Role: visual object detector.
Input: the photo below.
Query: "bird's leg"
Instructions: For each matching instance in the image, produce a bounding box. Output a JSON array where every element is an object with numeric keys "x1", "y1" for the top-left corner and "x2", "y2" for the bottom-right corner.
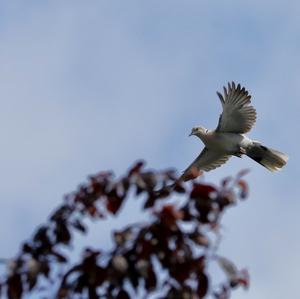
[
  {"x1": 239, "y1": 147, "x2": 247, "y2": 154},
  {"x1": 234, "y1": 147, "x2": 246, "y2": 158}
]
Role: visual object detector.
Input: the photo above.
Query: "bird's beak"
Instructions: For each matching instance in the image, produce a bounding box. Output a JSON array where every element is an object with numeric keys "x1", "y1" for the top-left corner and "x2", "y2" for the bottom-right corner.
[{"x1": 189, "y1": 131, "x2": 194, "y2": 137}]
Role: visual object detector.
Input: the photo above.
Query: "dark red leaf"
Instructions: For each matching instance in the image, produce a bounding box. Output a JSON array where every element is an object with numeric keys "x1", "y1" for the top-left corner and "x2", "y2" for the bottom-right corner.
[
  {"x1": 198, "y1": 272, "x2": 209, "y2": 298},
  {"x1": 143, "y1": 195, "x2": 155, "y2": 209},
  {"x1": 136, "y1": 240, "x2": 153, "y2": 258},
  {"x1": 116, "y1": 289, "x2": 130, "y2": 299},
  {"x1": 87, "y1": 205, "x2": 98, "y2": 217},
  {"x1": 158, "y1": 205, "x2": 183, "y2": 228},
  {"x1": 7, "y1": 274, "x2": 23, "y2": 299},
  {"x1": 88, "y1": 286, "x2": 98, "y2": 299},
  {"x1": 129, "y1": 273, "x2": 139, "y2": 289},
  {"x1": 22, "y1": 243, "x2": 32, "y2": 254},
  {"x1": 170, "y1": 261, "x2": 191, "y2": 282},
  {"x1": 74, "y1": 274, "x2": 87, "y2": 293},
  {"x1": 27, "y1": 273, "x2": 37, "y2": 290},
  {"x1": 54, "y1": 222, "x2": 71, "y2": 244},
  {"x1": 106, "y1": 196, "x2": 124, "y2": 215},
  {"x1": 121, "y1": 177, "x2": 130, "y2": 192},
  {"x1": 145, "y1": 264, "x2": 157, "y2": 290},
  {"x1": 89, "y1": 176, "x2": 104, "y2": 194},
  {"x1": 33, "y1": 226, "x2": 50, "y2": 245},
  {"x1": 92, "y1": 266, "x2": 107, "y2": 286},
  {"x1": 194, "y1": 199, "x2": 213, "y2": 223},
  {"x1": 0, "y1": 162, "x2": 250, "y2": 298},
  {"x1": 40, "y1": 261, "x2": 50, "y2": 277},
  {"x1": 190, "y1": 183, "x2": 216, "y2": 199},
  {"x1": 195, "y1": 256, "x2": 206, "y2": 273}
]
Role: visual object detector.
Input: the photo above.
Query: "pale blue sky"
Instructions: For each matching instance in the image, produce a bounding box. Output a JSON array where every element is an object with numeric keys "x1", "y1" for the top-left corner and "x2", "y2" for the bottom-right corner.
[{"x1": 0, "y1": 1, "x2": 299, "y2": 298}]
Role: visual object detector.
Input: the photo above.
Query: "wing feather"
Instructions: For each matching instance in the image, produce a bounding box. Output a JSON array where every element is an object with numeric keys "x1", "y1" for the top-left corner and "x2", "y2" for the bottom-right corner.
[
  {"x1": 181, "y1": 148, "x2": 231, "y2": 181},
  {"x1": 216, "y1": 82, "x2": 256, "y2": 133}
]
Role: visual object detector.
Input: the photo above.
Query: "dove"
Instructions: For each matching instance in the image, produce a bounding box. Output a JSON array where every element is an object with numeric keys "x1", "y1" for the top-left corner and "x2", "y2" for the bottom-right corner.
[{"x1": 182, "y1": 82, "x2": 288, "y2": 181}]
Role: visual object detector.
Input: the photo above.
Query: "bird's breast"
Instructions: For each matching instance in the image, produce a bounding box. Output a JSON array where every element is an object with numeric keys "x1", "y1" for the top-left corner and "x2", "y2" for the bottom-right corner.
[{"x1": 203, "y1": 132, "x2": 246, "y2": 153}]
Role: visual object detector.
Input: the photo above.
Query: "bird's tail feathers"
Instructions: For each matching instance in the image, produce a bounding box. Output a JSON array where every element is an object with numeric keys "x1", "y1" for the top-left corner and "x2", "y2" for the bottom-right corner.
[{"x1": 246, "y1": 142, "x2": 288, "y2": 172}]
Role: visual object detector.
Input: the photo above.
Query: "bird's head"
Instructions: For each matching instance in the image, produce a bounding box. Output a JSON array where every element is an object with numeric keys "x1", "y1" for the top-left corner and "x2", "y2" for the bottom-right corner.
[{"x1": 189, "y1": 126, "x2": 208, "y2": 137}]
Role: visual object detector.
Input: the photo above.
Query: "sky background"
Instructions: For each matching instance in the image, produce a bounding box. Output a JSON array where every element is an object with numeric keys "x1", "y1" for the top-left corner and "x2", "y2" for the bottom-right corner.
[{"x1": 0, "y1": 1, "x2": 299, "y2": 298}]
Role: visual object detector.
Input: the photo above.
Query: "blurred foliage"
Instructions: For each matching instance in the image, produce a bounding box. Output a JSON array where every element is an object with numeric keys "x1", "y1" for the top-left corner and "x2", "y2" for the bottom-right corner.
[{"x1": 0, "y1": 162, "x2": 249, "y2": 299}]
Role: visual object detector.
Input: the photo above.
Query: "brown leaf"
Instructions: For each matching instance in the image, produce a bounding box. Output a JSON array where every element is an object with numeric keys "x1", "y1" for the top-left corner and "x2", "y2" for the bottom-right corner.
[
  {"x1": 73, "y1": 219, "x2": 87, "y2": 233},
  {"x1": 192, "y1": 233, "x2": 210, "y2": 247},
  {"x1": 173, "y1": 182, "x2": 185, "y2": 193},
  {"x1": 111, "y1": 255, "x2": 128, "y2": 273},
  {"x1": 237, "y1": 169, "x2": 250, "y2": 178},
  {"x1": 51, "y1": 250, "x2": 68, "y2": 263},
  {"x1": 140, "y1": 172, "x2": 157, "y2": 189},
  {"x1": 238, "y1": 269, "x2": 250, "y2": 289},
  {"x1": 113, "y1": 228, "x2": 133, "y2": 246},
  {"x1": 128, "y1": 161, "x2": 145, "y2": 177},
  {"x1": 221, "y1": 176, "x2": 232, "y2": 187},
  {"x1": 57, "y1": 287, "x2": 69, "y2": 298},
  {"x1": 218, "y1": 257, "x2": 238, "y2": 280},
  {"x1": 237, "y1": 180, "x2": 248, "y2": 199}
]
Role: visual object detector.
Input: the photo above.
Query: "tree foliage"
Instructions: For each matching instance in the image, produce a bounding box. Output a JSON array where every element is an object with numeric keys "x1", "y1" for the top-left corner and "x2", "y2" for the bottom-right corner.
[{"x1": 0, "y1": 162, "x2": 250, "y2": 299}]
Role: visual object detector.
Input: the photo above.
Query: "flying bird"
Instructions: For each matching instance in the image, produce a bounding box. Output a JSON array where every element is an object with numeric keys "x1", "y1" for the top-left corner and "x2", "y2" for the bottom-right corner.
[{"x1": 182, "y1": 82, "x2": 288, "y2": 181}]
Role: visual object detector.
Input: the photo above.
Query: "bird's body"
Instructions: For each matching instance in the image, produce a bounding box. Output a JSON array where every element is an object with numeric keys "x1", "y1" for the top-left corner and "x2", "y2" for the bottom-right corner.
[
  {"x1": 182, "y1": 82, "x2": 288, "y2": 180},
  {"x1": 195, "y1": 130, "x2": 251, "y2": 154}
]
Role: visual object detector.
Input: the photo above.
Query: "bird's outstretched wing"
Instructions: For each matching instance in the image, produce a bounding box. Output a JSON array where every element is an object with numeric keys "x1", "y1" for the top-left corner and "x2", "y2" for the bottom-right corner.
[
  {"x1": 216, "y1": 82, "x2": 256, "y2": 133},
  {"x1": 181, "y1": 148, "x2": 231, "y2": 181}
]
